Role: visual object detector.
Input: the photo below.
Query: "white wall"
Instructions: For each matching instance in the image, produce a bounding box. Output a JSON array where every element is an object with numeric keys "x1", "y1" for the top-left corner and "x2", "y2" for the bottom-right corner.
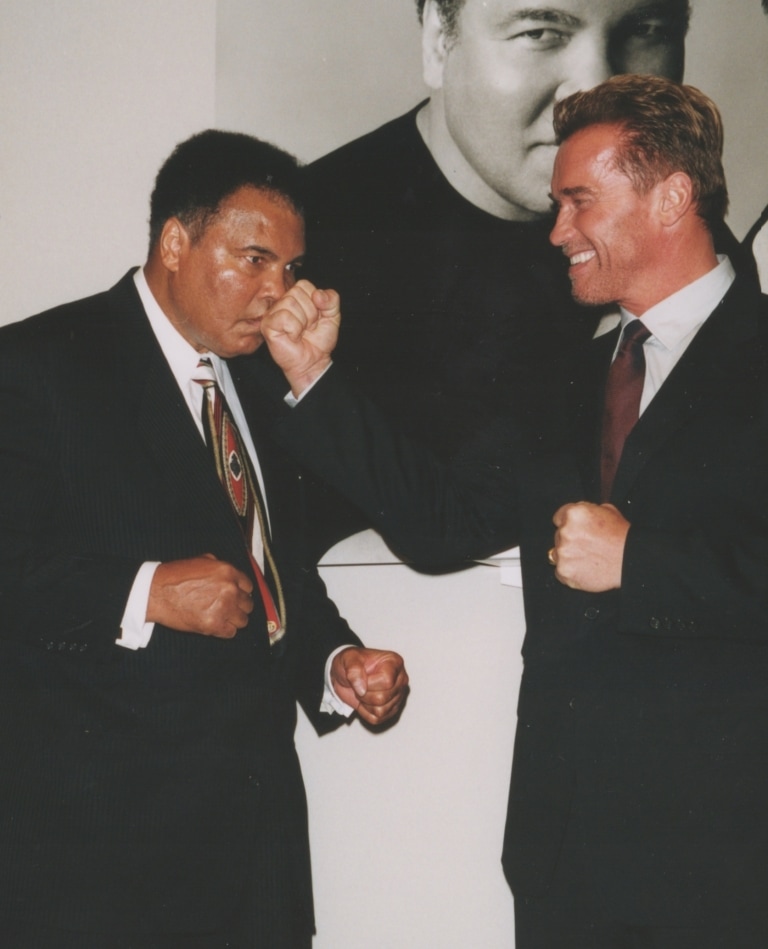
[
  {"x1": 0, "y1": 0, "x2": 217, "y2": 323},
  {"x1": 215, "y1": 0, "x2": 423, "y2": 163},
  {"x1": 685, "y1": 0, "x2": 768, "y2": 235},
  {"x1": 307, "y1": 544, "x2": 523, "y2": 949}
]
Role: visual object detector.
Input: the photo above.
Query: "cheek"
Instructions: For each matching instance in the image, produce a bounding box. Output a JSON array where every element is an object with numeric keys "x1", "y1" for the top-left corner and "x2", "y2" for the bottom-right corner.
[
  {"x1": 445, "y1": 69, "x2": 532, "y2": 151},
  {"x1": 209, "y1": 272, "x2": 258, "y2": 311},
  {"x1": 445, "y1": 44, "x2": 527, "y2": 108},
  {"x1": 210, "y1": 266, "x2": 243, "y2": 294}
]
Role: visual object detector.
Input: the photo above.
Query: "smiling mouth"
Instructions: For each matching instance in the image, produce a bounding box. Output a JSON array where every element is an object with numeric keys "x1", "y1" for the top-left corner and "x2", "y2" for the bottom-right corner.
[{"x1": 568, "y1": 250, "x2": 596, "y2": 266}]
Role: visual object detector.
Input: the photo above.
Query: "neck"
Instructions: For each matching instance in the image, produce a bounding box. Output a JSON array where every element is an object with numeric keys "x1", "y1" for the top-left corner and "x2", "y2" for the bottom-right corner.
[{"x1": 624, "y1": 228, "x2": 719, "y2": 316}]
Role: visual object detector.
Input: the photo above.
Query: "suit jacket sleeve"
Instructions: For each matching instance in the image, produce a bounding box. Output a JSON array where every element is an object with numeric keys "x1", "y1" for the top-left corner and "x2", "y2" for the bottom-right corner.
[
  {"x1": 255, "y1": 356, "x2": 522, "y2": 564},
  {"x1": 0, "y1": 322, "x2": 141, "y2": 651},
  {"x1": 291, "y1": 563, "x2": 361, "y2": 732}
]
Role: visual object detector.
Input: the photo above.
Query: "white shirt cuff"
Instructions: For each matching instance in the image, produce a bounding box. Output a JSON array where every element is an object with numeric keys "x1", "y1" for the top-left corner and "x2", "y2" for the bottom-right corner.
[
  {"x1": 320, "y1": 644, "x2": 356, "y2": 716},
  {"x1": 117, "y1": 561, "x2": 160, "y2": 649},
  {"x1": 284, "y1": 362, "x2": 333, "y2": 407}
]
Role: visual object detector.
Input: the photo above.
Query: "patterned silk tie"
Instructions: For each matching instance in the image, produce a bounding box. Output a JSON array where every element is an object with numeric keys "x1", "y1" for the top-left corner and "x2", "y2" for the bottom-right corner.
[
  {"x1": 194, "y1": 358, "x2": 286, "y2": 644},
  {"x1": 600, "y1": 320, "x2": 651, "y2": 501}
]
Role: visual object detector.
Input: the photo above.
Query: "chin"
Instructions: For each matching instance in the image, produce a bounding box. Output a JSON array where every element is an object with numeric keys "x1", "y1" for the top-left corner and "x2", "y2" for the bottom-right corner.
[{"x1": 570, "y1": 284, "x2": 602, "y2": 307}]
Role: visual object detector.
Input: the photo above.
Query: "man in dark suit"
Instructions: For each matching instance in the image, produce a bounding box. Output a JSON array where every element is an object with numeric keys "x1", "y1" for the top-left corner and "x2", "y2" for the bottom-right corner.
[
  {"x1": 0, "y1": 130, "x2": 408, "y2": 948},
  {"x1": 741, "y1": 0, "x2": 768, "y2": 290},
  {"x1": 256, "y1": 75, "x2": 768, "y2": 946}
]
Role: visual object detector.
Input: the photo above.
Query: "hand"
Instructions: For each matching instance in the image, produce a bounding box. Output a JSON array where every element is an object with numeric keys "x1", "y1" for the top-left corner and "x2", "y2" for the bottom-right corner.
[
  {"x1": 261, "y1": 279, "x2": 341, "y2": 396},
  {"x1": 331, "y1": 647, "x2": 409, "y2": 726},
  {"x1": 551, "y1": 502, "x2": 629, "y2": 592},
  {"x1": 147, "y1": 554, "x2": 254, "y2": 638}
]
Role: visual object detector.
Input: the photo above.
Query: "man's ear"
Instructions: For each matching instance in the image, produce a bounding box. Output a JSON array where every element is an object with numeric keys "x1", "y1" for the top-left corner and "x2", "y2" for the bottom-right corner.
[
  {"x1": 158, "y1": 217, "x2": 189, "y2": 273},
  {"x1": 658, "y1": 172, "x2": 694, "y2": 226},
  {"x1": 421, "y1": 0, "x2": 451, "y2": 90}
]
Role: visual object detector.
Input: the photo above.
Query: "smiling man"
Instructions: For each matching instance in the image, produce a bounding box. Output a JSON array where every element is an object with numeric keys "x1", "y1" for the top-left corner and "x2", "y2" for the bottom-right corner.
[
  {"x1": 0, "y1": 129, "x2": 408, "y2": 949},
  {"x1": 252, "y1": 75, "x2": 768, "y2": 946},
  {"x1": 301, "y1": 1, "x2": 690, "y2": 547}
]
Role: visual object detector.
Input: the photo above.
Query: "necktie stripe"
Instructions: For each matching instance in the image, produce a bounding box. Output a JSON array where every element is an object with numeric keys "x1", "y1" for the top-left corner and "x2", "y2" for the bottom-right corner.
[{"x1": 194, "y1": 358, "x2": 286, "y2": 644}]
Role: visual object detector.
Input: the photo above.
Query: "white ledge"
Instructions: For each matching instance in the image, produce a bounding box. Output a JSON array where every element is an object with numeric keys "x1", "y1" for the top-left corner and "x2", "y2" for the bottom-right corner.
[{"x1": 318, "y1": 529, "x2": 522, "y2": 586}]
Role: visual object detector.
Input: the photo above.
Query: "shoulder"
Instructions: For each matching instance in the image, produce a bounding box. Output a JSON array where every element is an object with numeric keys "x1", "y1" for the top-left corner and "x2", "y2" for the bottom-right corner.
[
  {"x1": 0, "y1": 270, "x2": 143, "y2": 373},
  {"x1": 302, "y1": 104, "x2": 435, "y2": 223},
  {"x1": 2, "y1": 270, "x2": 138, "y2": 338},
  {"x1": 305, "y1": 104, "x2": 426, "y2": 181}
]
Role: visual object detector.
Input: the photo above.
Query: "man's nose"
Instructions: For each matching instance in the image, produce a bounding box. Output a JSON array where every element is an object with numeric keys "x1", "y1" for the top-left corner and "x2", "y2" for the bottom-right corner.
[
  {"x1": 259, "y1": 266, "x2": 289, "y2": 302},
  {"x1": 555, "y1": 31, "x2": 614, "y2": 101},
  {"x1": 549, "y1": 208, "x2": 573, "y2": 248}
]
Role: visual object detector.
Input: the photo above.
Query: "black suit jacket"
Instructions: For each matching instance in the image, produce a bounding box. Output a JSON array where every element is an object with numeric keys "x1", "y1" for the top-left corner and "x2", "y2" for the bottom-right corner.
[
  {"x1": 0, "y1": 271, "x2": 360, "y2": 940},
  {"x1": 257, "y1": 276, "x2": 768, "y2": 930}
]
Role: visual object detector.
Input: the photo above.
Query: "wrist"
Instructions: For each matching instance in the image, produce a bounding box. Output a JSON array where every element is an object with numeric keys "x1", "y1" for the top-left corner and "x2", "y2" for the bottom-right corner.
[{"x1": 286, "y1": 358, "x2": 332, "y2": 399}]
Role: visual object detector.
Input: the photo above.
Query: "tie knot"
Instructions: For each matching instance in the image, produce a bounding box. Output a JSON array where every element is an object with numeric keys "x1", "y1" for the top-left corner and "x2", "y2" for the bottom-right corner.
[
  {"x1": 193, "y1": 356, "x2": 217, "y2": 389},
  {"x1": 619, "y1": 319, "x2": 651, "y2": 351}
]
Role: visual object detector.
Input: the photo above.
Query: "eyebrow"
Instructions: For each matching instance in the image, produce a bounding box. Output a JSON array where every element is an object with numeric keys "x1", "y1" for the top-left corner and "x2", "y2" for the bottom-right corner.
[
  {"x1": 554, "y1": 186, "x2": 596, "y2": 201},
  {"x1": 497, "y1": 8, "x2": 582, "y2": 30},
  {"x1": 618, "y1": 1, "x2": 691, "y2": 29},
  {"x1": 242, "y1": 244, "x2": 278, "y2": 258},
  {"x1": 242, "y1": 244, "x2": 306, "y2": 264},
  {"x1": 496, "y1": 1, "x2": 690, "y2": 32}
]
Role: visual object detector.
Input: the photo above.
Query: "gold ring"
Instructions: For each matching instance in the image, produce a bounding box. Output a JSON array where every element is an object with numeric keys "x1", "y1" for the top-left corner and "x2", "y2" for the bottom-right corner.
[{"x1": 547, "y1": 548, "x2": 557, "y2": 566}]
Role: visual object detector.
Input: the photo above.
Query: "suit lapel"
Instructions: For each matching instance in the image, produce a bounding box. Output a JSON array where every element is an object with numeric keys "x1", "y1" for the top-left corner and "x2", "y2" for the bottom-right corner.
[
  {"x1": 137, "y1": 354, "x2": 236, "y2": 531},
  {"x1": 573, "y1": 326, "x2": 618, "y2": 501},
  {"x1": 108, "y1": 275, "x2": 270, "y2": 595},
  {"x1": 610, "y1": 277, "x2": 762, "y2": 502}
]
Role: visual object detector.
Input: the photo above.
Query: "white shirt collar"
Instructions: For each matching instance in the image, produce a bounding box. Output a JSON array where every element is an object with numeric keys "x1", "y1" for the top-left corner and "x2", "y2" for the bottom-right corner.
[
  {"x1": 133, "y1": 267, "x2": 227, "y2": 386},
  {"x1": 134, "y1": 267, "x2": 205, "y2": 371},
  {"x1": 620, "y1": 255, "x2": 736, "y2": 350}
]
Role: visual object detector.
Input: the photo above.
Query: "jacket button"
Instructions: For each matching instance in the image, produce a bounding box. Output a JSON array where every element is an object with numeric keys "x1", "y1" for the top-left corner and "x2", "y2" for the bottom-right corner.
[{"x1": 584, "y1": 607, "x2": 600, "y2": 620}]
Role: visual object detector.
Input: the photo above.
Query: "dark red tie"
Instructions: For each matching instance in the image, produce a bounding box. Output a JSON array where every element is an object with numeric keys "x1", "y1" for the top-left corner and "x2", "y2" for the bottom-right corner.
[
  {"x1": 600, "y1": 320, "x2": 651, "y2": 501},
  {"x1": 194, "y1": 358, "x2": 286, "y2": 644}
]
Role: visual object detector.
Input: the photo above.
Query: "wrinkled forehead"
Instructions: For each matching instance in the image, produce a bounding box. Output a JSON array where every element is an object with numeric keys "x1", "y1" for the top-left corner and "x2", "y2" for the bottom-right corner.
[{"x1": 551, "y1": 124, "x2": 627, "y2": 190}]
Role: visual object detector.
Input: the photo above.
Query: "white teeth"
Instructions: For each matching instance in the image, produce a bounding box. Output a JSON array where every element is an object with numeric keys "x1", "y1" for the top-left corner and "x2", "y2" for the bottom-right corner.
[{"x1": 570, "y1": 250, "x2": 596, "y2": 266}]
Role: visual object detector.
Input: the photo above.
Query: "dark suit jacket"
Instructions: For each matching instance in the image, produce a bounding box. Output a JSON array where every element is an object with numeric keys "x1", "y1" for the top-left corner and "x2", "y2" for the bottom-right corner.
[
  {"x1": 0, "y1": 271, "x2": 360, "y2": 940},
  {"x1": 257, "y1": 275, "x2": 768, "y2": 930}
]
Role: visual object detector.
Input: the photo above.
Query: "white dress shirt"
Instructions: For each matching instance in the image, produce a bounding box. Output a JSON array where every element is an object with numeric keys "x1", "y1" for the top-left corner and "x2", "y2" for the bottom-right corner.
[{"x1": 615, "y1": 255, "x2": 736, "y2": 414}]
